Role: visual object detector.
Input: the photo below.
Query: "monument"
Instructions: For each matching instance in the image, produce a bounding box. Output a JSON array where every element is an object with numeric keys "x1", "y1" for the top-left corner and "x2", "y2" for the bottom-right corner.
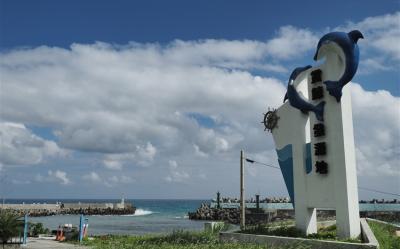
[{"x1": 263, "y1": 30, "x2": 364, "y2": 238}]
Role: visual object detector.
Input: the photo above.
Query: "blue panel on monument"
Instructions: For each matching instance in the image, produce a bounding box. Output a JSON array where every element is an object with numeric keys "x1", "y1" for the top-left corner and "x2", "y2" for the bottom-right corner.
[
  {"x1": 276, "y1": 144, "x2": 295, "y2": 204},
  {"x1": 305, "y1": 143, "x2": 312, "y2": 174}
]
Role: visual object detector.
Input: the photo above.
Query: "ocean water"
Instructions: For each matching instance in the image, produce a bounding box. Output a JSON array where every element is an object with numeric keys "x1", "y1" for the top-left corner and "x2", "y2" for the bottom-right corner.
[{"x1": 6, "y1": 199, "x2": 209, "y2": 235}]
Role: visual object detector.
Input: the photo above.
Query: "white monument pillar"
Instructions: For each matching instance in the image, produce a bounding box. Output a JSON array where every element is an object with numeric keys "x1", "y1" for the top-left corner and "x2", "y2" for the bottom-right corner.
[{"x1": 266, "y1": 30, "x2": 363, "y2": 239}]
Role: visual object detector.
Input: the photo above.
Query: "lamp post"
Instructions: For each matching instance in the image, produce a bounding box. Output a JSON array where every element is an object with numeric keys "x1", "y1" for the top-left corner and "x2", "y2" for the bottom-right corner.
[{"x1": 240, "y1": 150, "x2": 245, "y2": 230}]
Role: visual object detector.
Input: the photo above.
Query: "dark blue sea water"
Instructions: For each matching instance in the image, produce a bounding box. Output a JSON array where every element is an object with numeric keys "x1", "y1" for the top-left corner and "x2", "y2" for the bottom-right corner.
[{"x1": 5, "y1": 199, "x2": 209, "y2": 235}]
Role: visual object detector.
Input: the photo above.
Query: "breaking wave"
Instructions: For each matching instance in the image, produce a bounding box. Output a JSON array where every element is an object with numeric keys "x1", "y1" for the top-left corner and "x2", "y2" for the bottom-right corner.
[
  {"x1": 121, "y1": 209, "x2": 156, "y2": 216},
  {"x1": 133, "y1": 209, "x2": 155, "y2": 216}
]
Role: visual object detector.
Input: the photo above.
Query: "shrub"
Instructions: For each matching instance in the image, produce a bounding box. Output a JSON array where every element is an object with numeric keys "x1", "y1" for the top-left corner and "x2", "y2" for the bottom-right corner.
[
  {"x1": 30, "y1": 222, "x2": 50, "y2": 237},
  {"x1": 0, "y1": 211, "x2": 23, "y2": 248}
]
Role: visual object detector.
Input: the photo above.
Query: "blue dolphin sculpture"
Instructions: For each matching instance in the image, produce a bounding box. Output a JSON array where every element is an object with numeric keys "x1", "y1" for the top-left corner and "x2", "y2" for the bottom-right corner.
[
  {"x1": 285, "y1": 66, "x2": 325, "y2": 122},
  {"x1": 283, "y1": 65, "x2": 312, "y2": 103},
  {"x1": 313, "y1": 30, "x2": 364, "y2": 102}
]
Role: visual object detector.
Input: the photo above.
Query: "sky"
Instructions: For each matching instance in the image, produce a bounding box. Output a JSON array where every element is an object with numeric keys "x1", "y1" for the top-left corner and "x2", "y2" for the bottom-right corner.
[{"x1": 0, "y1": 0, "x2": 399, "y2": 200}]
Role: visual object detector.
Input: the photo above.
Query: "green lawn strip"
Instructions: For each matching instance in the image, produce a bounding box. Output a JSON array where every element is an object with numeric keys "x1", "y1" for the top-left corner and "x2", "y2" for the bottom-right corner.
[
  {"x1": 367, "y1": 220, "x2": 400, "y2": 249},
  {"x1": 240, "y1": 224, "x2": 361, "y2": 243},
  {"x1": 83, "y1": 230, "x2": 301, "y2": 249}
]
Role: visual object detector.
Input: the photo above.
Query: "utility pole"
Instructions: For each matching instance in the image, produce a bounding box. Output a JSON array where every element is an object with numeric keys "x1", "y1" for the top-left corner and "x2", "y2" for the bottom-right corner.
[
  {"x1": 240, "y1": 150, "x2": 245, "y2": 230},
  {"x1": 1, "y1": 173, "x2": 5, "y2": 208},
  {"x1": 256, "y1": 194, "x2": 260, "y2": 211},
  {"x1": 216, "y1": 191, "x2": 221, "y2": 209}
]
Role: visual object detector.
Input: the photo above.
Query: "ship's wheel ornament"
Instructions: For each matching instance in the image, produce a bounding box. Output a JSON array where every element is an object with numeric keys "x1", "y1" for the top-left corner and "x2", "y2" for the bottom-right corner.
[{"x1": 262, "y1": 108, "x2": 279, "y2": 132}]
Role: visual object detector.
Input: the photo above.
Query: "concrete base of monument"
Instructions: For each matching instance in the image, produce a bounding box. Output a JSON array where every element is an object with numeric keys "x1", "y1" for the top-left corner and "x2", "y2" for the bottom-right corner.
[{"x1": 219, "y1": 218, "x2": 379, "y2": 249}]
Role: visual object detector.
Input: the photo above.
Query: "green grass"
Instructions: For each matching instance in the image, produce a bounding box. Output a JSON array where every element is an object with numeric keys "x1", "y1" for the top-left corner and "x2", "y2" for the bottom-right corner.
[
  {"x1": 84, "y1": 229, "x2": 305, "y2": 249},
  {"x1": 368, "y1": 220, "x2": 400, "y2": 249},
  {"x1": 240, "y1": 223, "x2": 303, "y2": 238},
  {"x1": 79, "y1": 220, "x2": 400, "y2": 248},
  {"x1": 241, "y1": 223, "x2": 361, "y2": 243}
]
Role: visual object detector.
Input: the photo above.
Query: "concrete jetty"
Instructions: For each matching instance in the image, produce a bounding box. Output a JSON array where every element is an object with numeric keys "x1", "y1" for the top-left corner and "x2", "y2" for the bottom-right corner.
[{"x1": 0, "y1": 199, "x2": 136, "y2": 217}]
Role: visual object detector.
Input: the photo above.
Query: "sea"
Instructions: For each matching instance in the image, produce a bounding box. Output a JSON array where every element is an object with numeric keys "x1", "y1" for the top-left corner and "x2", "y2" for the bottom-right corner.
[
  {"x1": 5, "y1": 199, "x2": 210, "y2": 236},
  {"x1": 5, "y1": 199, "x2": 399, "y2": 235}
]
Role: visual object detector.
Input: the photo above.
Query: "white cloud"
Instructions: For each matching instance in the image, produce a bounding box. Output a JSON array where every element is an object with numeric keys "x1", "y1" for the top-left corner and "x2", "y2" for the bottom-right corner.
[
  {"x1": 104, "y1": 175, "x2": 135, "y2": 187},
  {"x1": 359, "y1": 57, "x2": 392, "y2": 74},
  {"x1": 49, "y1": 170, "x2": 70, "y2": 185},
  {"x1": 0, "y1": 122, "x2": 66, "y2": 166},
  {"x1": 11, "y1": 179, "x2": 31, "y2": 185},
  {"x1": 0, "y1": 15, "x2": 399, "y2": 197},
  {"x1": 103, "y1": 158, "x2": 124, "y2": 170},
  {"x1": 265, "y1": 25, "x2": 318, "y2": 59},
  {"x1": 338, "y1": 12, "x2": 400, "y2": 71},
  {"x1": 136, "y1": 142, "x2": 157, "y2": 165},
  {"x1": 83, "y1": 171, "x2": 101, "y2": 182},
  {"x1": 168, "y1": 160, "x2": 178, "y2": 169},
  {"x1": 120, "y1": 175, "x2": 135, "y2": 184},
  {"x1": 0, "y1": 41, "x2": 285, "y2": 163},
  {"x1": 101, "y1": 142, "x2": 156, "y2": 170},
  {"x1": 350, "y1": 83, "x2": 400, "y2": 177},
  {"x1": 82, "y1": 171, "x2": 134, "y2": 187},
  {"x1": 165, "y1": 160, "x2": 190, "y2": 183},
  {"x1": 193, "y1": 144, "x2": 208, "y2": 157},
  {"x1": 35, "y1": 170, "x2": 71, "y2": 185}
]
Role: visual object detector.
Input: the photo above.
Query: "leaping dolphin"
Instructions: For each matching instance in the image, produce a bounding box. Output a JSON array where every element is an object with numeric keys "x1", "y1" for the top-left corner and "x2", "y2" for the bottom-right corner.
[
  {"x1": 285, "y1": 66, "x2": 325, "y2": 122},
  {"x1": 283, "y1": 65, "x2": 312, "y2": 103},
  {"x1": 313, "y1": 30, "x2": 364, "y2": 102}
]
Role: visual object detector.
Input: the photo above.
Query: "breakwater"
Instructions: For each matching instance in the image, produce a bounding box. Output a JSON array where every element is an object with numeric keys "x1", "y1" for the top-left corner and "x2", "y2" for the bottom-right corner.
[
  {"x1": 189, "y1": 202, "x2": 400, "y2": 225},
  {"x1": 209, "y1": 202, "x2": 400, "y2": 212},
  {"x1": 0, "y1": 199, "x2": 136, "y2": 217},
  {"x1": 188, "y1": 203, "x2": 296, "y2": 225}
]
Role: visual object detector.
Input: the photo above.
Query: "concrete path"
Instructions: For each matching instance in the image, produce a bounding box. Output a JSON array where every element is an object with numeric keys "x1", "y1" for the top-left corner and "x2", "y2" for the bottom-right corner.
[{"x1": 24, "y1": 238, "x2": 89, "y2": 249}]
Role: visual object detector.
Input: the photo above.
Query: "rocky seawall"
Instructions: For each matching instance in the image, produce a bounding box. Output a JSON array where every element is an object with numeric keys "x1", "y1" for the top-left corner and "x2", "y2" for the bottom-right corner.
[
  {"x1": 360, "y1": 211, "x2": 400, "y2": 223},
  {"x1": 189, "y1": 203, "x2": 400, "y2": 225},
  {"x1": 1, "y1": 202, "x2": 136, "y2": 217},
  {"x1": 28, "y1": 206, "x2": 136, "y2": 217},
  {"x1": 188, "y1": 203, "x2": 287, "y2": 225}
]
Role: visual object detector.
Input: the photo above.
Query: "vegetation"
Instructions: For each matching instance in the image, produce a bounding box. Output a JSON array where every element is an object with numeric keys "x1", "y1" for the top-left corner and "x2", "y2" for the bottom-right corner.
[
  {"x1": 368, "y1": 220, "x2": 400, "y2": 249},
  {"x1": 0, "y1": 211, "x2": 23, "y2": 248},
  {"x1": 84, "y1": 226, "x2": 307, "y2": 249},
  {"x1": 29, "y1": 222, "x2": 50, "y2": 237},
  {"x1": 82, "y1": 220, "x2": 400, "y2": 249},
  {"x1": 240, "y1": 223, "x2": 303, "y2": 238},
  {"x1": 241, "y1": 223, "x2": 361, "y2": 243}
]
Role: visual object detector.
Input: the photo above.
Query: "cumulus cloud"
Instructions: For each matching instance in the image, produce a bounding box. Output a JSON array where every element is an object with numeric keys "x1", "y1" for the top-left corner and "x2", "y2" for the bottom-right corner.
[
  {"x1": 338, "y1": 12, "x2": 400, "y2": 71},
  {"x1": 102, "y1": 142, "x2": 156, "y2": 170},
  {"x1": 82, "y1": 171, "x2": 134, "y2": 187},
  {"x1": 350, "y1": 83, "x2": 400, "y2": 177},
  {"x1": 36, "y1": 170, "x2": 71, "y2": 185},
  {"x1": 0, "y1": 15, "x2": 398, "y2": 197},
  {"x1": 0, "y1": 40, "x2": 285, "y2": 165},
  {"x1": 82, "y1": 171, "x2": 101, "y2": 182},
  {"x1": 0, "y1": 122, "x2": 66, "y2": 166},
  {"x1": 103, "y1": 175, "x2": 135, "y2": 187},
  {"x1": 11, "y1": 179, "x2": 31, "y2": 185},
  {"x1": 165, "y1": 160, "x2": 190, "y2": 183},
  {"x1": 108, "y1": 175, "x2": 135, "y2": 184},
  {"x1": 49, "y1": 170, "x2": 70, "y2": 185},
  {"x1": 265, "y1": 25, "x2": 318, "y2": 59}
]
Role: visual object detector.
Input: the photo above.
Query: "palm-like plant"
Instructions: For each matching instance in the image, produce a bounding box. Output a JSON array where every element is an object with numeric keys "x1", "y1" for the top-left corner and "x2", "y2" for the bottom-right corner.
[{"x1": 0, "y1": 211, "x2": 23, "y2": 248}]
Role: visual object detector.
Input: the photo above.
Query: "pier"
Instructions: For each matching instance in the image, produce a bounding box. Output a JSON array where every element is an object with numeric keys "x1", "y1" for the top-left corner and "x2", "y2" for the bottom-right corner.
[{"x1": 0, "y1": 199, "x2": 136, "y2": 216}]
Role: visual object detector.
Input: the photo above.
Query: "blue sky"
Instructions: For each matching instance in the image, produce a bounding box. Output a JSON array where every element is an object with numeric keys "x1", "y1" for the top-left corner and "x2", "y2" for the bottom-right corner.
[
  {"x1": 1, "y1": 0, "x2": 399, "y2": 95},
  {"x1": 0, "y1": 0, "x2": 397, "y2": 46},
  {"x1": 0, "y1": 0, "x2": 399, "y2": 199}
]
